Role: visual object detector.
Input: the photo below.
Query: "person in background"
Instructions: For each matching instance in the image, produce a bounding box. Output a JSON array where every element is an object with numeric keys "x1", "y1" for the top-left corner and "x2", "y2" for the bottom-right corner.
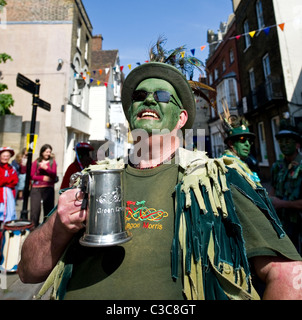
[
  {"x1": 222, "y1": 115, "x2": 261, "y2": 186},
  {"x1": 60, "y1": 142, "x2": 96, "y2": 190},
  {"x1": 30, "y1": 144, "x2": 57, "y2": 228},
  {"x1": 12, "y1": 147, "x2": 28, "y2": 201},
  {"x1": 0, "y1": 147, "x2": 18, "y2": 224},
  {"x1": 270, "y1": 120, "x2": 302, "y2": 254}
]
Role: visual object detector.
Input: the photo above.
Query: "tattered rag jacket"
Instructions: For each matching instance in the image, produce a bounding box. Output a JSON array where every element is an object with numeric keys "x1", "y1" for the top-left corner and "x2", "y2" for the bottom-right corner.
[{"x1": 36, "y1": 148, "x2": 285, "y2": 300}]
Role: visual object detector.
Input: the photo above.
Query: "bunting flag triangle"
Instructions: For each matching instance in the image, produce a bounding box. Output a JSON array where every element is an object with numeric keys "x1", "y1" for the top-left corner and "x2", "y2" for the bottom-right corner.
[
  {"x1": 105, "y1": 68, "x2": 110, "y2": 74},
  {"x1": 90, "y1": 78, "x2": 94, "y2": 83},
  {"x1": 235, "y1": 35, "x2": 241, "y2": 40},
  {"x1": 120, "y1": 66, "x2": 124, "y2": 71},
  {"x1": 200, "y1": 45, "x2": 206, "y2": 51},
  {"x1": 104, "y1": 82, "x2": 108, "y2": 87},
  {"x1": 128, "y1": 64, "x2": 132, "y2": 70},
  {"x1": 97, "y1": 80, "x2": 101, "y2": 86},
  {"x1": 263, "y1": 27, "x2": 270, "y2": 35},
  {"x1": 190, "y1": 49, "x2": 195, "y2": 56},
  {"x1": 136, "y1": 62, "x2": 141, "y2": 65},
  {"x1": 99, "y1": 69, "x2": 103, "y2": 75},
  {"x1": 180, "y1": 51, "x2": 185, "y2": 58},
  {"x1": 278, "y1": 23, "x2": 285, "y2": 31},
  {"x1": 249, "y1": 30, "x2": 256, "y2": 38}
]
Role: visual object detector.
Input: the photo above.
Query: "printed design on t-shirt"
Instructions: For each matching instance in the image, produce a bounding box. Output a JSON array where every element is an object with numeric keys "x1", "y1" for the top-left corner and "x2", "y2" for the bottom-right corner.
[
  {"x1": 126, "y1": 200, "x2": 168, "y2": 221},
  {"x1": 125, "y1": 200, "x2": 168, "y2": 231}
]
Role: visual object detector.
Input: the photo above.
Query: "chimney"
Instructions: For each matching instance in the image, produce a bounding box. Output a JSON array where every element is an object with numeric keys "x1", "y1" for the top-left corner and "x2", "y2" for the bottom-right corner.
[{"x1": 92, "y1": 35, "x2": 103, "y2": 51}]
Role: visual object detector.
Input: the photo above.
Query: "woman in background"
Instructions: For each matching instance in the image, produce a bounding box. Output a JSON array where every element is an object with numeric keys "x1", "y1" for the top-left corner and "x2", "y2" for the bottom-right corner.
[
  {"x1": 0, "y1": 147, "x2": 18, "y2": 224},
  {"x1": 12, "y1": 147, "x2": 28, "y2": 201},
  {"x1": 30, "y1": 144, "x2": 57, "y2": 227}
]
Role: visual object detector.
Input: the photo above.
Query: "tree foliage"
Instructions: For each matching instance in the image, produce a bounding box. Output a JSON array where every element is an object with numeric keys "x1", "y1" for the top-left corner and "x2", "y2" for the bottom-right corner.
[{"x1": 0, "y1": 1, "x2": 15, "y2": 116}]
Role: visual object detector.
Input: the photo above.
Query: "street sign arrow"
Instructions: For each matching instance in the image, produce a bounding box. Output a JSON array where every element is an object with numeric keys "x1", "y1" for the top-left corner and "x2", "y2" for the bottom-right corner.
[
  {"x1": 38, "y1": 98, "x2": 51, "y2": 111},
  {"x1": 16, "y1": 73, "x2": 36, "y2": 94}
]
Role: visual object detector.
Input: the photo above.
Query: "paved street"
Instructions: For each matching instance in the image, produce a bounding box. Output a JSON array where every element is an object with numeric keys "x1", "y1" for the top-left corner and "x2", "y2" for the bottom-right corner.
[{"x1": 0, "y1": 195, "x2": 57, "y2": 300}]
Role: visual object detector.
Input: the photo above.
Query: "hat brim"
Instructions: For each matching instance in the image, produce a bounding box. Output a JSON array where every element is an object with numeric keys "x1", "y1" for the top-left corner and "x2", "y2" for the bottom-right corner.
[
  {"x1": 0, "y1": 149, "x2": 15, "y2": 157},
  {"x1": 224, "y1": 132, "x2": 256, "y2": 144},
  {"x1": 275, "y1": 130, "x2": 301, "y2": 142},
  {"x1": 121, "y1": 62, "x2": 196, "y2": 130}
]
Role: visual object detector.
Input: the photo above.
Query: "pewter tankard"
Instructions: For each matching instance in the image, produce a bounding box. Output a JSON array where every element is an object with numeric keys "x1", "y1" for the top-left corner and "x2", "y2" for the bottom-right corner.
[{"x1": 78, "y1": 169, "x2": 132, "y2": 247}]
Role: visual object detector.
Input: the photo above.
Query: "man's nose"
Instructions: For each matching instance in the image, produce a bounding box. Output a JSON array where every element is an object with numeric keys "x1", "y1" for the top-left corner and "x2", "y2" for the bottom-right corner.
[{"x1": 144, "y1": 93, "x2": 157, "y2": 105}]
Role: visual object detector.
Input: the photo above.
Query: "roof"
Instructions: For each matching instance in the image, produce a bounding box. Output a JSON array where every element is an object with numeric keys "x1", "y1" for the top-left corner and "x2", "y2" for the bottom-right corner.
[{"x1": 90, "y1": 50, "x2": 118, "y2": 86}]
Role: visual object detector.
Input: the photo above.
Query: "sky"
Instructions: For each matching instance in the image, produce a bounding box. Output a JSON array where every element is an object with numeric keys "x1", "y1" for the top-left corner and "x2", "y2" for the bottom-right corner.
[{"x1": 82, "y1": 0, "x2": 234, "y2": 79}]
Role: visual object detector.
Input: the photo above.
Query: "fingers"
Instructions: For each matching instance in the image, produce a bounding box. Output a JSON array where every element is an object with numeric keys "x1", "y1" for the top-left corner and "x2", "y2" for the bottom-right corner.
[{"x1": 57, "y1": 188, "x2": 87, "y2": 233}]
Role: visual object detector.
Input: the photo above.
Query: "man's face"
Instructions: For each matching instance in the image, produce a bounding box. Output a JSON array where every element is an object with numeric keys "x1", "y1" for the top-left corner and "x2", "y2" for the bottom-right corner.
[
  {"x1": 278, "y1": 137, "x2": 297, "y2": 156},
  {"x1": 232, "y1": 136, "x2": 252, "y2": 160},
  {"x1": 128, "y1": 78, "x2": 182, "y2": 134}
]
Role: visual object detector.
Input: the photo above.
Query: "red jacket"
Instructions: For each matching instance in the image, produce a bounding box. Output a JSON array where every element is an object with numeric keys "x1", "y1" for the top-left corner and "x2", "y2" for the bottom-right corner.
[{"x1": 0, "y1": 163, "x2": 18, "y2": 202}]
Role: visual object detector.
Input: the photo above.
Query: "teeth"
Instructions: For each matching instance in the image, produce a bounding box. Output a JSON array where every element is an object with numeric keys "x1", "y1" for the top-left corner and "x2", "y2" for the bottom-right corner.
[{"x1": 141, "y1": 112, "x2": 159, "y2": 119}]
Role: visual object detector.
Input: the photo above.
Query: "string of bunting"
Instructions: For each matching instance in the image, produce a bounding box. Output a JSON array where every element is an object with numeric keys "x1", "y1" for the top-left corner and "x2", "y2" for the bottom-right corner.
[{"x1": 74, "y1": 21, "x2": 285, "y2": 85}]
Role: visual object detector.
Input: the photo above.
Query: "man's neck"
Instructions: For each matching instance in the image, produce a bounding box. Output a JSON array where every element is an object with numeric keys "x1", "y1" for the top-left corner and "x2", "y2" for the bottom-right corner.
[{"x1": 133, "y1": 130, "x2": 180, "y2": 169}]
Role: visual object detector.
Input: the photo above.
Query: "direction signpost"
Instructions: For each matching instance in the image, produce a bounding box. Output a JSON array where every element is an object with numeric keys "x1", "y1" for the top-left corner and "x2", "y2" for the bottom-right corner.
[{"x1": 16, "y1": 73, "x2": 51, "y2": 220}]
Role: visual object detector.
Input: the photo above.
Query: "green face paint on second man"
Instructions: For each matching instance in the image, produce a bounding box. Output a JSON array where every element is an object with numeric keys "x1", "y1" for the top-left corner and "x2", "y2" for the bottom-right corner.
[{"x1": 232, "y1": 136, "x2": 252, "y2": 160}]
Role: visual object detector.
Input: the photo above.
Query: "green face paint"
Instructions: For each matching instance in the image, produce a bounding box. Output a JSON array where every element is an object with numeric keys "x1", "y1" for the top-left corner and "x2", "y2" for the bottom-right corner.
[
  {"x1": 278, "y1": 137, "x2": 297, "y2": 156},
  {"x1": 233, "y1": 139, "x2": 251, "y2": 160},
  {"x1": 128, "y1": 78, "x2": 182, "y2": 134}
]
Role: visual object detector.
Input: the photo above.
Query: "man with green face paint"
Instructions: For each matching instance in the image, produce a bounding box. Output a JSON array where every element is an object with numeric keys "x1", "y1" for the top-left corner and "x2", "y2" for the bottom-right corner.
[
  {"x1": 270, "y1": 121, "x2": 302, "y2": 254},
  {"x1": 222, "y1": 116, "x2": 261, "y2": 186},
  {"x1": 18, "y1": 63, "x2": 302, "y2": 300}
]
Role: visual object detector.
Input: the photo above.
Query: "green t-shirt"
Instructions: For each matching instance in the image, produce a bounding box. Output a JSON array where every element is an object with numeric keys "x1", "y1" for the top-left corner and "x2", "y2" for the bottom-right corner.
[
  {"x1": 64, "y1": 163, "x2": 184, "y2": 300},
  {"x1": 230, "y1": 186, "x2": 301, "y2": 260}
]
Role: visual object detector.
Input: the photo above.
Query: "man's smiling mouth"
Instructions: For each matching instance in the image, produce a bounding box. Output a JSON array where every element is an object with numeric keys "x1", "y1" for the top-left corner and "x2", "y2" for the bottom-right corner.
[{"x1": 137, "y1": 109, "x2": 160, "y2": 120}]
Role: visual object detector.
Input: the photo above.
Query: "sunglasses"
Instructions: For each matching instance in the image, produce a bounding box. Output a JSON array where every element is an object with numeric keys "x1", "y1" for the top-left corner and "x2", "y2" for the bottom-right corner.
[
  {"x1": 132, "y1": 90, "x2": 182, "y2": 109},
  {"x1": 237, "y1": 136, "x2": 254, "y2": 144}
]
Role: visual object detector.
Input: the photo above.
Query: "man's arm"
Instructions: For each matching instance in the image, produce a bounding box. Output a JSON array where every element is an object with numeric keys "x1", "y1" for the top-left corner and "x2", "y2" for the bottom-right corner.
[
  {"x1": 270, "y1": 186, "x2": 302, "y2": 211},
  {"x1": 18, "y1": 188, "x2": 86, "y2": 283},
  {"x1": 253, "y1": 256, "x2": 302, "y2": 300}
]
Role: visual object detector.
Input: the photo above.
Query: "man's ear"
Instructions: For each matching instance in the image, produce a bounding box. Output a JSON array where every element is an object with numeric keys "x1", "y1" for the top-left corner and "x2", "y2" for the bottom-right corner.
[{"x1": 178, "y1": 109, "x2": 188, "y2": 129}]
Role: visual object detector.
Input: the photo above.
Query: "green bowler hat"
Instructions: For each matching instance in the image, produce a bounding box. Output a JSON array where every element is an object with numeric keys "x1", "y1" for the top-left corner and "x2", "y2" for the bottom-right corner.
[
  {"x1": 121, "y1": 62, "x2": 196, "y2": 130},
  {"x1": 224, "y1": 125, "x2": 256, "y2": 144}
]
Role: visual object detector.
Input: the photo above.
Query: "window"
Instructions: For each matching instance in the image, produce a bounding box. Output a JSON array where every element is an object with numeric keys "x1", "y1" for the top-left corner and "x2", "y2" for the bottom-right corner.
[
  {"x1": 271, "y1": 116, "x2": 282, "y2": 160},
  {"x1": 77, "y1": 20, "x2": 82, "y2": 48},
  {"x1": 229, "y1": 49, "x2": 234, "y2": 64},
  {"x1": 214, "y1": 68, "x2": 219, "y2": 80},
  {"x1": 222, "y1": 59, "x2": 226, "y2": 73},
  {"x1": 244, "y1": 20, "x2": 251, "y2": 49},
  {"x1": 256, "y1": 0, "x2": 265, "y2": 29},
  {"x1": 216, "y1": 78, "x2": 238, "y2": 112},
  {"x1": 209, "y1": 73, "x2": 213, "y2": 85},
  {"x1": 258, "y1": 122, "x2": 269, "y2": 165},
  {"x1": 249, "y1": 68, "x2": 257, "y2": 108},
  {"x1": 212, "y1": 131, "x2": 224, "y2": 158},
  {"x1": 85, "y1": 36, "x2": 89, "y2": 61},
  {"x1": 262, "y1": 53, "x2": 272, "y2": 100}
]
